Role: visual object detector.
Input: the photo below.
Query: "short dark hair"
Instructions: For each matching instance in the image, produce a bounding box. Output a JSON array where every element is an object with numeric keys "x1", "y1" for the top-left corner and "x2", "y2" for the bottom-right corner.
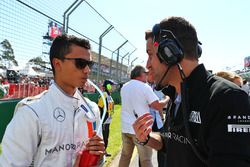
[
  {"x1": 130, "y1": 65, "x2": 147, "y2": 79},
  {"x1": 159, "y1": 16, "x2": 199, "y2": 59},
  {"x1": 49, "y1": 34, "x2": 91, "y2": 74}
]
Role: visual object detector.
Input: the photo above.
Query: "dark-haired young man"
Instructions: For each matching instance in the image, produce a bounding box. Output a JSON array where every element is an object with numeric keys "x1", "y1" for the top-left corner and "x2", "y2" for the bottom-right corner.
[
  {"x1": 0, "y1": 35, "x2": 105, "y2": 167},
  {"x1": 133, "y1": 16, "x2": 250, "y2": 167}
]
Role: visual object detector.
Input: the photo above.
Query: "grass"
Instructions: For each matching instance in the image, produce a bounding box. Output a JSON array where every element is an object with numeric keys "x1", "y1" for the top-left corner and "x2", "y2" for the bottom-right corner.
[{"x1": 104, "y1": 104, "x2": 122, "y2": 167}]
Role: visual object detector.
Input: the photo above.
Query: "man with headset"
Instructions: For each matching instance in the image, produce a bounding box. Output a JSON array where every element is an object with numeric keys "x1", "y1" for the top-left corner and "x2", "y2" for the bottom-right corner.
[{"x1": 133, "y1": 16, "x2": 250, "y2": 167}]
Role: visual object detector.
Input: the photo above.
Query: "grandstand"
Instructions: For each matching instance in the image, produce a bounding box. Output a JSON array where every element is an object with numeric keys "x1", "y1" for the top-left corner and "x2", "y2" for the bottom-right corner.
[{"x1": 89, "y1": 51, "x2": 129, "y2": 82}]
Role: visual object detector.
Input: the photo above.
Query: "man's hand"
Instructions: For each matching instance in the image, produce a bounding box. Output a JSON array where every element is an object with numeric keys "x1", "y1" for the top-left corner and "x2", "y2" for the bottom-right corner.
[
  {"x1": 86, "y1": 131, "x2": 105, "y2": 155},
  {"x1": 133, "y1": 113, "x2": 154, "y2": 142},
  {"x1": 133, "y1": 113, "x2": 164, "y2": 150},
  {"x1": 73, "y1": 132, "x2": 105, "y2": 167}
]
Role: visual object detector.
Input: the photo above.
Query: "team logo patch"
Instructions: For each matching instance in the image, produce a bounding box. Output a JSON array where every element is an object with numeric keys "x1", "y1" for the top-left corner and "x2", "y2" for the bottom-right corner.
[
  {"x1": 81, "y1": 104, "x2": 88, "y2": 113},
  {"x1": 189, "y1": 111, "x2": 201, "y2": 124},
  {"x1": 228, "y1": 124, "x2": 250, "y2": 133},
  {"x1": 227, "y1": 115, "x2": 250, "y2": 123},
  {"x1": 227, "y1": 115, "x2": 250, "y2": 133},
  {"x1": 79, "y1": 104, "x2": 96, "y2": 122},
  {"x1": 53, "y1": 107, "x2": 66, "y2": 122}
]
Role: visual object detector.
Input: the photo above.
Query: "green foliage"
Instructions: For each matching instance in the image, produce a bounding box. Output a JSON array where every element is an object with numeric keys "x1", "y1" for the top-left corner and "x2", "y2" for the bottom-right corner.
[
  {"x1": 104, "y1": 105, "x2": 122, "y2": 167},
  {"x1": 0, "y1": 39, "x2": 18, "y2": 67},
  {"x1": 28, "y1": 56, "x2": 51, "y2": 71},
  {"x1": 29, "y1": 57, "x2": 46, "y2": 65}
]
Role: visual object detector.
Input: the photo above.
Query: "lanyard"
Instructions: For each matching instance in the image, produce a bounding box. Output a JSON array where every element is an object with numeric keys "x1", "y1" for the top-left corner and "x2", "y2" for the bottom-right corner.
[{"x1": 78, "y1": 90, "x2": 97, "y2": 122}]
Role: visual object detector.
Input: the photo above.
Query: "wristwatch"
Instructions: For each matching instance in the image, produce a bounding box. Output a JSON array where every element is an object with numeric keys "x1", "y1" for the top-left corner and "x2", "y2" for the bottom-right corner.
[{"x1": 135, "y1": 134, "x2": 150, "y2": 146}]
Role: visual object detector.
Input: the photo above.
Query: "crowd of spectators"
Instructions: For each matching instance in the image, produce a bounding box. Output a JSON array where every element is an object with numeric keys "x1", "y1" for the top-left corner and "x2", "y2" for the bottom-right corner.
[{"x1": 0, "y1": 73, "x2": 121, "y2": 99}]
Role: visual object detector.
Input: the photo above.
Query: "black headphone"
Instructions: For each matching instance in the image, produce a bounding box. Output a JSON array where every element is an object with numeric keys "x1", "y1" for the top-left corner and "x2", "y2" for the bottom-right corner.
[
  {"x1": 197, "y1": 41, "x2": 202, "y2": 58},
  {"x1": 152, "y1": 24, "x2": 202, "y2": 65}
]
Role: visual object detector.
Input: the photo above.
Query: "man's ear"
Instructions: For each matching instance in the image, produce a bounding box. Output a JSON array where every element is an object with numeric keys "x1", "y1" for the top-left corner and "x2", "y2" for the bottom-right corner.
[{"x1": 53, "y1": 58, "x2": 62, "y2": 72}]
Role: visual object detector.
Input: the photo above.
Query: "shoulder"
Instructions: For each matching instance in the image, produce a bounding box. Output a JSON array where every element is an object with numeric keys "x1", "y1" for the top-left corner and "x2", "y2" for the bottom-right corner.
[
  {"x1": 208, "y1": 75, "x2": 247, "y2": 99},
  {"x1": 12, "y1": 94, "x2": 46, "y2": 124},
  {"x1": 144, "y1": 83, "x2": 153, "y2": 89},
  {"x1": 15, "y1": 90, "x2": 48, "y2": 114},
  {"x1": 206, "y1": 75, "x2": 250, "y2": 115}
]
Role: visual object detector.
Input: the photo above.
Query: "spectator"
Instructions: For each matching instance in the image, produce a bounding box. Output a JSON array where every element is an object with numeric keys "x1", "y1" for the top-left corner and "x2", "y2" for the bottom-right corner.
[
  {"x1": 98, "y1": 79, "x2": 117, "y2": 157},
  {"x1": 1, "y1": 77, "x2": 9, "y2": 96},
  {"x1": 119, "y1": 65, "x2": 169, "y2": 167},
  {"x1": 215, "y1": 71, "x2": 243, "y2": 87},
  {"x1": 0, "y1": 76, "x2": 7, "y2": 99}
]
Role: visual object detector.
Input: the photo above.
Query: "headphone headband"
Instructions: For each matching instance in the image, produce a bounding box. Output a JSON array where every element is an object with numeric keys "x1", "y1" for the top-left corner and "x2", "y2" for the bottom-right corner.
[
  {"x1": 152, "y1": 23, "x2": 184, "y2": 65},
  {"x1": 152, "y1": 23, "x2": 202, "y2": 64}
]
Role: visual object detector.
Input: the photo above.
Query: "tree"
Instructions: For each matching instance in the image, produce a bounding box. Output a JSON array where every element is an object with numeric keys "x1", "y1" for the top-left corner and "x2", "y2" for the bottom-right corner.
[
  {"x1": 28, "y1": 56, "x2": 51, "y2": 71},
  {"x1": 0, "y1": 39, "x2": 18, "y2": 68}
]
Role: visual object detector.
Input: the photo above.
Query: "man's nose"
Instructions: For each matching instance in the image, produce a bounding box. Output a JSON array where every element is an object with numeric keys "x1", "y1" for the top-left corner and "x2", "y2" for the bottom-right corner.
[{"x1": 82, "y1": 65, "x2": 91, "y2": 73}]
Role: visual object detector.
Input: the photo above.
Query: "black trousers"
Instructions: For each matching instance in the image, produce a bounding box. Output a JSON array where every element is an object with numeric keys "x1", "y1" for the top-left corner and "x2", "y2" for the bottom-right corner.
[
  {"x1": 102, "y1": 123, "x2": 110, "y2": 149},
  {"x1": 157, "y1": 150, "x2": 167, "y2": 167}
]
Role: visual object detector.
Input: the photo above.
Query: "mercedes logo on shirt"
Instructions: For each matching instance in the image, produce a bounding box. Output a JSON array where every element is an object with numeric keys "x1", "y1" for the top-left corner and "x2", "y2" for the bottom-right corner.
[{"x1": 53, "y1": 107, "x2": 66, "y2": 122}]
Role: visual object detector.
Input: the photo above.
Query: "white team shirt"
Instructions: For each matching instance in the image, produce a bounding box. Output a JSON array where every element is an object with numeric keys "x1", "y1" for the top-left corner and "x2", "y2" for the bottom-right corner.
[{"x1": 121, "y1": 80, "x2": 159, "y2": 134}]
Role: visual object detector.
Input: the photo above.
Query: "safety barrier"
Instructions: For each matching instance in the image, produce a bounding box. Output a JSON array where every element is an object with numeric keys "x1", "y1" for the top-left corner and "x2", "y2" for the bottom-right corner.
[
  {"x1": 2, "y1": 83, "x2": 49, "y2": 99},
  {"x1": 0, "y1": 98, "x2": 22, "y2": 142}
]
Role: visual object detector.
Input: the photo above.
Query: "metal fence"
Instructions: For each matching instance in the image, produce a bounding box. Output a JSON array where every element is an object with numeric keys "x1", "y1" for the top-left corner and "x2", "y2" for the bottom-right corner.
[{"x1": 0, "y1": 0, "x2": 137, "y2": 84}]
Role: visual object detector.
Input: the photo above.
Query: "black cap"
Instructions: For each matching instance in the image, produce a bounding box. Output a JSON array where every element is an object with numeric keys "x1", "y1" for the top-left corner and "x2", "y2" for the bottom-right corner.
[{"x1": 103, "y1": 79, "x2": 117, "y2": 87}]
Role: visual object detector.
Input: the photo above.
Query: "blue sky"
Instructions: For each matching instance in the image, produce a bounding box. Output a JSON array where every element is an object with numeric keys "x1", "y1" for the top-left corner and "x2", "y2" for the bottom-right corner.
[{"x1": 84, "y1": 0, "x2": 250, "y2": 72}]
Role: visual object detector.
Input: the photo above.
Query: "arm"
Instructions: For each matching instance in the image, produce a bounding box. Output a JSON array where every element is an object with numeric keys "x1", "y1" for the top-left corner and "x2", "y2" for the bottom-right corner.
[
  {"x1": 158, "y1": 109, "x2": 164, "y2": 119},
  {"x1": 0, "y1": 105, "x2": 40, "y2": 166},
  {"x1": 132, "y1": 113, "x2": 163, "y2": 150},
  {"x1": 149, "y1": 96, "x2": 169, "y2": 111}
]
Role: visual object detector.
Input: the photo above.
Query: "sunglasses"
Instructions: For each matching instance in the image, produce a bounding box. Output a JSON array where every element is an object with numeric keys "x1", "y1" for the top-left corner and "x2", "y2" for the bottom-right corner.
[{"x1": 62, "y1": 58, "x2": 94, "y2": 69}]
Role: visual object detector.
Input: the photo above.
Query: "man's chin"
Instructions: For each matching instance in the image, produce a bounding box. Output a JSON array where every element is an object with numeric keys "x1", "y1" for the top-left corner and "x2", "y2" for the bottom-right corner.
[
  {"x1": 77, "y1": 80, "x2": 86, "y2": 88},
  {"x1": 81, "y1": 78, "x2": 88, "y2": 83}
]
